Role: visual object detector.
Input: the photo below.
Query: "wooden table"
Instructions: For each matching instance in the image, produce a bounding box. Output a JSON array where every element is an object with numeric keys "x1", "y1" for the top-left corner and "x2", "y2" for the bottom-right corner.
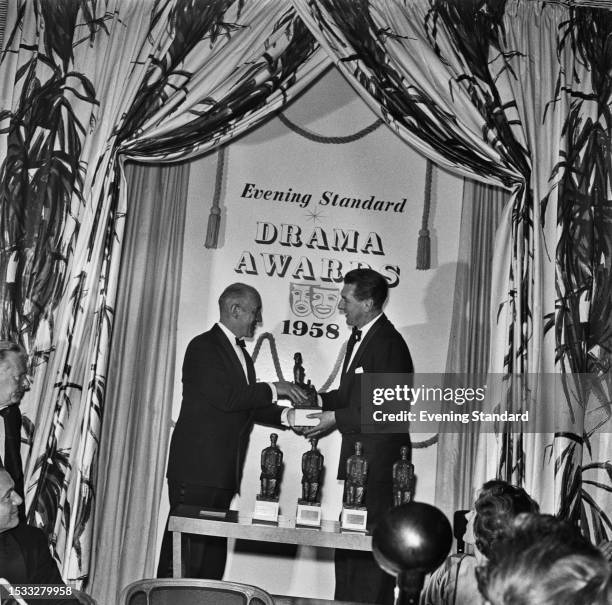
[{"x1": 169, "y1": 505, "x2": 372, "y2": 579}]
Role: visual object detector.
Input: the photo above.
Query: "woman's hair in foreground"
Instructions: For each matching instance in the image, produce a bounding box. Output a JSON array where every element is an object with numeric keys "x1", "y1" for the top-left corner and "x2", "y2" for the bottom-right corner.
[
  {"x1": 473, "y1": 479, "x2": 539, "y2": 558},
  {"x1": 477, "y1": 513, "x2": 612, "y2": 605}
]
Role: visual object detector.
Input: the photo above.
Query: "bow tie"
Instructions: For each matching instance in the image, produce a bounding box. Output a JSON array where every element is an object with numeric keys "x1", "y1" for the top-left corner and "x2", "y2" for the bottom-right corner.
[
  {"x1": 351, "y1": 327, "x2": 362, "y2": 342},
  {"x1": 235, "y1": 337, "x2": 246, "y2": 349}
]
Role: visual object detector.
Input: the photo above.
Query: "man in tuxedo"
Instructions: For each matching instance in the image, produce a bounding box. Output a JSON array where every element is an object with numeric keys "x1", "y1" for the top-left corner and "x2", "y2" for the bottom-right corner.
[
  {"x1": 0, "y1": 467, "x2": 94, "y2": 605},
  {"x1": 157, "y1": 283, "x2": 307, "y2": 579},
  {"x1": 0, "y1": 341, "x2": 30, "y2": 511},
  {"x1": 305, "y1": 268, "x2": 413, "y2": 605}
]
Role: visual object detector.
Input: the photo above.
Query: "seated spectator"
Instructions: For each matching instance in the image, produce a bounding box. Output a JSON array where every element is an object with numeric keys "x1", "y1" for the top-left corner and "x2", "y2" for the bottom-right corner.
[
  {"x1": 420, "y1": 480, "x2": 539, "y2": 605},
  {"x1": 477, "y1": 513, "x2": 612, "y2": 605},
  {"x1": 0, "y1": 467, "x2": 94, "y2": 605}
]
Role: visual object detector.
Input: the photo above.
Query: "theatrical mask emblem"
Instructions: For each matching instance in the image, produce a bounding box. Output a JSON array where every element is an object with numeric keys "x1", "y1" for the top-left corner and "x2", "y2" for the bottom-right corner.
[
  {"x1": 290, "y1": 282, "x2": 312, "y2": 317},
  {"x1": 289, "y1": 283, "x2": 339, "y2": 319},
  {"x1": 311, "y1": 285, "x2": 340, "y2": 319}
]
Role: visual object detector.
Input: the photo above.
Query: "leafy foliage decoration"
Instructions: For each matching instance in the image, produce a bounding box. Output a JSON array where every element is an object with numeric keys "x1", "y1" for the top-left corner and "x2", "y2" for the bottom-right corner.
[
  {"x1": 548, "y1": 7, "x2": 612, "y2": 538},
  {"x1": 0, "y1": 0, "x2": 108, "y2": 347}
]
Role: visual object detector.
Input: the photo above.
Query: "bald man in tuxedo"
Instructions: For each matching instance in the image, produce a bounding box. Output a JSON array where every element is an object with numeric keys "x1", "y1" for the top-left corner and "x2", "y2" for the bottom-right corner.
[{"x1": 158, "y1": 283, "x2": 307, "y2": 579}]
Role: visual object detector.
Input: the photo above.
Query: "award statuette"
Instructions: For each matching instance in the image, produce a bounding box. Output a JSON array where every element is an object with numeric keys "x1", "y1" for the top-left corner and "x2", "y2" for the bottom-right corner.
[
  {"x1": 341, "y1": 441, "x2": 368, "y2": 532},
  {"x1": 253, "y1": 433, "x2": 283, "y2": 524},
  {"x1": 292, "y1": 352, "x2": 319, "y2": 427},
  {"x1": 296, "y1": 438, "x2": 324, "y2": 527},
  {"x1": 392, "y1": 445, "x2": 415, "y2": 506}
]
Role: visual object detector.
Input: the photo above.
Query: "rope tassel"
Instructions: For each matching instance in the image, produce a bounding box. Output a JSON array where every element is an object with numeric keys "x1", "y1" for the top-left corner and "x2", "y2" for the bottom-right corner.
[
  {"x1": 417, "y1": 160, "x2": 434, "y2": 270},
  {"x1": 205, "y1": 145, "x2": 226, "y2": 249}
]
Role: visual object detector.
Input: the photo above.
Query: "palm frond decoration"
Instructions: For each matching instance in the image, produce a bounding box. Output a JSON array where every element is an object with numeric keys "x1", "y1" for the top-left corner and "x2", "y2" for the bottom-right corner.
[
  {"x1": 69, "y1": 475, "x2": 95, "y2": 570},
  {"x1": 551, "y1": 7, "x2": 612, "y2": 534},
  {"x1": 0, "y1": 1, "x2": 100, "y2": 348},
  {"x1": 116, "y1": 0, "x2": 237, "y2": 142},
  {"x1": 21, "y1": 413, "x2": 35, "y2": 447},
  {"x1": 27, "y1": 447, "x2": 71, "y2": 531},
  {"x1": 123, "y1": 3, "x2": 321, "y2": 156}
]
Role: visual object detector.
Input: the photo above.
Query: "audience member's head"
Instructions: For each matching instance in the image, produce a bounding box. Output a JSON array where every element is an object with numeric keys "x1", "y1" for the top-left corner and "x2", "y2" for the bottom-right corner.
[
  {"x1": 0, "y1": 340, "x2": 29, "y2": 410},
  {"x1": 477, "y1": 513, "x2": 612, "y2": 605},
  {"x1": 0, "y1": 467, "x2": 23, "y2": 532},
  {"x1": 466, "y1": 479, "x2": 539, "y2": 559}
]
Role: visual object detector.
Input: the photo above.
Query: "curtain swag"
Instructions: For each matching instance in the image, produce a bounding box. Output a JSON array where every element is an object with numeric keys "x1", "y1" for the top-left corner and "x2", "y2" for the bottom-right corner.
[{"x1": 1, "y1": 0, "x2": 611, "y2": 596}]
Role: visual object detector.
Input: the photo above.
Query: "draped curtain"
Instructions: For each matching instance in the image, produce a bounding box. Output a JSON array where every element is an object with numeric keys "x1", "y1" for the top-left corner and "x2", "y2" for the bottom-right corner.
[
  {"x1": 3, "y1": 0, "x2": 612, "y2": 598},
  {"x1": 294, "y1": 0, "x2": 612, "y2": 537},
  {"x1": 436, "y1": 179, "x2": 508, "y2": 516},
  {"x1": 87, "y1": 161, "x2": 189, "y2": 605},
  {"x1": 0, "y1": 0, "x2": 328, "y2": 586}
]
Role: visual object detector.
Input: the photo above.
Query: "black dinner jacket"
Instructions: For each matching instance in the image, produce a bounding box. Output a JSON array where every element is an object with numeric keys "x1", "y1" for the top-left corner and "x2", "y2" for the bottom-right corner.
[
  {"x1": 167, "y1": 324, "x2": 283, "y2": 491},
  {"x1": 322, "y1": 314, "x2": 413, "y2": 483},
  {"x1": 0, "y1": 524, "x2": 79, "y2": 605}
]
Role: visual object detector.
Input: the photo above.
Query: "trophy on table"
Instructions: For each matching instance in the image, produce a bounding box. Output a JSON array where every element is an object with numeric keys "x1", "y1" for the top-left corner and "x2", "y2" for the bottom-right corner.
[
  {"x1": 341, "y1": 441, "x2": 369, "y2": 532},
  {"x1": 296, "y1": 438, "x2": 324, "y2": 527},
  {"x1": 292, "y1": 352, "x2": 319, "y2": 427},
  {"x1": 253, "y1": 433, "x2": 283, "y2": 524},
  {"x1": 392, "y1": 445, "x2": 415, "y2": 507}
]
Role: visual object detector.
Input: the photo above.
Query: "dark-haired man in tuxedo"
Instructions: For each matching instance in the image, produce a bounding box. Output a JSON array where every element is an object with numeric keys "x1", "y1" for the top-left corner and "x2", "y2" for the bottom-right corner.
[
  {"x1": 158, "y1": 283, "x2": 307, "y2": 579},
  {"x1": 305, "y1": 268, "x2": 413, "y2": 605}
]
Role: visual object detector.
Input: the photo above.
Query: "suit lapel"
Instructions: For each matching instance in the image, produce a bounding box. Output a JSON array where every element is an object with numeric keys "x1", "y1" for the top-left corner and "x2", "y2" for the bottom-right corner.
[
  {"x1": 212, "y1": 324, "x2": 248, "y2": 384},
  {"x1": 345, "y1": 315, "x2": 387, "y2": 376},
  {"x1": 211, "y1": 326, "x2": 255, "y2": 489}
]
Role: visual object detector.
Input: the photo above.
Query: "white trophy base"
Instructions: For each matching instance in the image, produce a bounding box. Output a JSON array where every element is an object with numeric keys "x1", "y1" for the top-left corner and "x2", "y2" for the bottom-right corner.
[
  {"x1": 293, "y1": 407, "x2": 320, "y2": 427},
  {"x1": 252, "y1": 498, "x2": 279, "y2": 525},
  {"x1": 296, "y1": 502, "x2": 322, "y2": 528},
  {"x1": 341, "y1": 506, "x2": 368, "y2": 532}
]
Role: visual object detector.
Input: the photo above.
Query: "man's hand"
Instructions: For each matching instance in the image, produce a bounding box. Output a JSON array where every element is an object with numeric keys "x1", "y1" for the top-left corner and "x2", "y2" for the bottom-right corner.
[
  {"x1": 303, "y1": 410, "x2": 336, "y2": 438},
  {"x1": 274, "y1": 381, "x2": 309, "y2": 405}
]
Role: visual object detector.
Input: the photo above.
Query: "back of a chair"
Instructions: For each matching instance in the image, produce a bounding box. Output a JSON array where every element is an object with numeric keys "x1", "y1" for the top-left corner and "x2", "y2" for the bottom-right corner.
[
  {"x1": 121, "y1": 579, "x2": 274, "y2": 605},
  {"x1": 453, "y1": 509, "x2": 470, "y2": 554}
]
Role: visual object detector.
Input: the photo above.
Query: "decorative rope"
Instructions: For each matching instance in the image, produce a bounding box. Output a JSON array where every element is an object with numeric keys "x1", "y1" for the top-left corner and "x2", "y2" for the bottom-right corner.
[
  {"x1": 252, "y1": 332, "x2": 286, "y2": 381},
  {"x1": 204, "y1": 116, "x2": 383, "y2": 246},
  {"x1": 416, "y1": 159, "x2": 434, "y2": 270},
  {"x1": 319, "y1": 342, "x2": 347, "y2": 392},
  {"x1": 278, "y1": 112, "x2": 384, "y2": 144},
  {"x1": 204, "y1": 145, "x2": 226, "y2": 249}
]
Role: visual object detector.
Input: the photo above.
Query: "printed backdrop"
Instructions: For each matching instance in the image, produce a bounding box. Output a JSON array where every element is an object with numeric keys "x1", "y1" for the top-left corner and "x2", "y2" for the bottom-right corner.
[{"x1": 170, "y1": 69, "x2": 465, "y2": 595}]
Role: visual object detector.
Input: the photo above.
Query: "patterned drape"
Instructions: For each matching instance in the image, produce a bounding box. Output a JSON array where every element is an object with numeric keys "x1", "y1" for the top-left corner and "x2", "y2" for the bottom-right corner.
[
  {"x1": 295, "y1": 0, "x2": 612, "y2": 539},
  {"x1": 0, "y1": 0, "x2": 327, "y2": 584},
  {"x1": 3, "y1": 0, "x2": 612, "y2": 589}
]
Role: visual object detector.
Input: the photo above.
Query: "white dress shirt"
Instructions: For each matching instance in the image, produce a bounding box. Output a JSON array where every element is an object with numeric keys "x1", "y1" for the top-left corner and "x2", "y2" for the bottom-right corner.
[
  {"x1": 217, "y1": 322, "x2": 287, "y2": 423},
  {"x1": 344, "y1": 312, "x2": 383, "y2": 370}
]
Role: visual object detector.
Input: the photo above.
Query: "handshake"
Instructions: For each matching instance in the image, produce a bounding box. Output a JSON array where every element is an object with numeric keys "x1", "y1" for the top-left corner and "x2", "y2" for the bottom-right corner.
[{"x1": 272, "y1": 351, "x2": 336, "y2": 439}]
